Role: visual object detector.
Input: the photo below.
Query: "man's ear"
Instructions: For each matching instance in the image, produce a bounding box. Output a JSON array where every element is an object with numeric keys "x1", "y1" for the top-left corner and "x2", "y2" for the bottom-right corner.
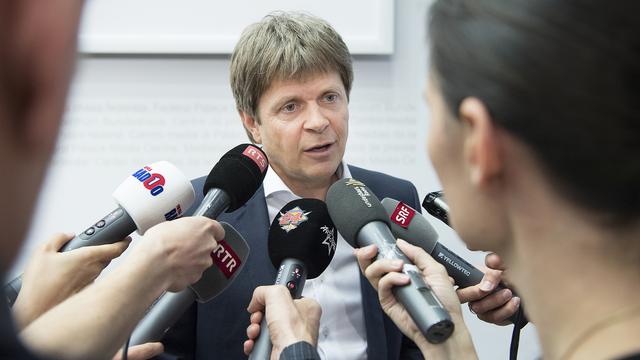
[
  {"x1": 459, "y1": 97, "x2": 503, "y2": 187},
  {"x1": 239, "y1": 110, "x2": 262, "y2": 144}
]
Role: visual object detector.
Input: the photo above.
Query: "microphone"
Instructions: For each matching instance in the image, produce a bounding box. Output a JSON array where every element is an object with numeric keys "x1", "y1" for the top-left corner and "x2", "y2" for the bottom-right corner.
[
  {"x1": 130, "y1": 222, "x2": 250, "y2": 345},
  {"x1": 249, "y1": 198, "x2": 337, "y2": 360},
  {"x1": 326, "y1": 178, "x2": 454, "y2": 344},
  {"x1": 130, "y1": 144, "x2": 268, "y2": 345},
  {"x1": 382, "y1": 197, "x2": 526, "y2": 325},
  {"x1": 4, "y1": 161, "x2": 195, "y2": 306},
  {"x1": 422, "y1": 191, "x2": 449, "y2": 225},
  {"x1": 192, "y1": 144, "x2": 269, "y2": 219}
]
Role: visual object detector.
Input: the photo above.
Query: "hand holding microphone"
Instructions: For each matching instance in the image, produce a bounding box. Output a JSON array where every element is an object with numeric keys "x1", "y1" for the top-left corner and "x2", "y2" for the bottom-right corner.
[
  {"x1": 248, "y1": 198, "x2": 337, "y2": 360},
  {"x1": 326, "y1": 178, "x2": 454, "y2": 344},
  {"x1": 4, "y1": 160, "x2": 196, "y2": 306},
  {"x1": 244, "y1": 285, "x2": 322, "y2": 359},
  {"x1": 355, "y1": 239, "x2": 478, "y2": 359},
  {"x1": 129, "y1": 144, "x2": 268, "y2": 346},
  {"x1": 381, "y1": 198, "x2": 524, "y2": 326},
  {"x1": 12, "y1": 233, "x2": 131, "y2": 330}
]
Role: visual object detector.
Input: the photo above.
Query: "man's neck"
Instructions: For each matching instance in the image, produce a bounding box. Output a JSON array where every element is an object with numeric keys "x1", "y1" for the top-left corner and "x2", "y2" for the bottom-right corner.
[{"x1": 283, "y1": 172, "x2": 339, "y2": 200}]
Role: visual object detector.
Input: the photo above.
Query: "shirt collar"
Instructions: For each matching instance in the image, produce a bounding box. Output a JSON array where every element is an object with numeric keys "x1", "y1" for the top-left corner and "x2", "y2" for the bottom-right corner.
[{"x1": 263, "y1": 162, "x2": 351, "y2": 198}]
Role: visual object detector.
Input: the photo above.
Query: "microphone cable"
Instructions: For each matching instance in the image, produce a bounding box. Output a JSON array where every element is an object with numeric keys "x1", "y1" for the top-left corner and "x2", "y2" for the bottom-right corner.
[{"x1": 121, "y1": 335, "x2": 131, "y2": 360}]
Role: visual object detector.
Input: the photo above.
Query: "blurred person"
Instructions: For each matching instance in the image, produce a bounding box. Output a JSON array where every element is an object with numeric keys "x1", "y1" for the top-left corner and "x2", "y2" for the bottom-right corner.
[
  {"x1": 357, "y1": 0, "x2": 640, "y2": 359},
  {"x1": 0, "y1": 2, "x2": 225, "y2": 359}
]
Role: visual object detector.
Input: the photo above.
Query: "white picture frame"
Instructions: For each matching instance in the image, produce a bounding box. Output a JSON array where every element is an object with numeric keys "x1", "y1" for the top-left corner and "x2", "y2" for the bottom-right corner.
[{"x1": 78, "y1": 0, "x2": 395, "y2": 55}]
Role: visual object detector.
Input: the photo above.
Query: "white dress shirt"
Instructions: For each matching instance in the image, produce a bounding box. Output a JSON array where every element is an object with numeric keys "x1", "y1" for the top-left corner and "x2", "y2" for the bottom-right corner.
[{"x1": 263, "y1": 162, "x2": 368, "y2": 360}]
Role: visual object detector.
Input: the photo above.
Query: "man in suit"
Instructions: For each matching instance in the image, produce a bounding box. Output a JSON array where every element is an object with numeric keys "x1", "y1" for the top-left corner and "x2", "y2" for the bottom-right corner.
[{"x1": 164, "y1": 11, "x2": 517, "y2": 360}]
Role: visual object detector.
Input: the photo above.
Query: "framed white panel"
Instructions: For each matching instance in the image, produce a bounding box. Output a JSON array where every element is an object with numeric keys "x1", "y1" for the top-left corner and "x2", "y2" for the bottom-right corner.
[{"x1": 79, "y1": 0, "x2": 394, "y2": 54}]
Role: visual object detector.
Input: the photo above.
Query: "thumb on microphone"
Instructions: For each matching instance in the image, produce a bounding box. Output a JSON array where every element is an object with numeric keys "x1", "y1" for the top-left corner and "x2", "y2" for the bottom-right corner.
[{"x1": 244, "y1": 285, "x2": 322, "y2": 358}]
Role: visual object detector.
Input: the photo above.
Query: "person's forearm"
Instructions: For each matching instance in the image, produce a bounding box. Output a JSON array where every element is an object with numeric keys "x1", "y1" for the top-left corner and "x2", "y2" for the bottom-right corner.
[{"x1": 19, "y1": 254, "x2": 169, "y2": 360}]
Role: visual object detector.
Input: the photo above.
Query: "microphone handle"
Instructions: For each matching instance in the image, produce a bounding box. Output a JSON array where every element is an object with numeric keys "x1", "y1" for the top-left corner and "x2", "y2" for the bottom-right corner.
[
  {"x1": 193, "y1": 188, "x2": 230, "y2": 219},
  {"x1": 4, "y1": 206, "x2": 136, "y2": 306},
  {"x1": 130, "y1": 289, "x2": 197, "y2": 346},
  {"x1": 249, "y1": 258, "x2": 307, "y2": 360},
  {"x1": 4, "y1": 277, "x2": 21, "y2": 307},
  {"x1": 359, "y1": 222, "x2": 454, "y2": 344},
  {"x1": 431, "y1": 242, "x2": 526, "y2": 325},
  {"x1": 62, "y1": 206, "x2": 137, "y2": 252}
]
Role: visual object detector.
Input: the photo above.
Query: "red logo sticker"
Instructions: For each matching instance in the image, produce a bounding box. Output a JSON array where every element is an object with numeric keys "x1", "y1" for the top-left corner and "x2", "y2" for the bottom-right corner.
[
  {"x1": 211, "y1": 240, "x2": 241, "y2": 279},
  {"x1": 242, "y1": 146, "x2": 268, "y2": 173},
  {"x1": 390, "y1": 202, "x2": 416, "y2": 229}
]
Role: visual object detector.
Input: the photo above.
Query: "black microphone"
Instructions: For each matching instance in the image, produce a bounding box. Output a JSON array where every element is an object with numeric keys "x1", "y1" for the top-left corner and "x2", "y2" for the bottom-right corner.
[
  {"x1": 130, "y1": 222, "x2": 250, "y2": 345},
  {"x1": 193, "y1": 144, "x2": 269, "y2": 219},
  {"x1": 249, "y1": 198, "x2": 337, "y2": 360},
  {"x1": 326, "y1": 178, "x2": 454, "y2": 344},
  {"x1": 422, "y1": 191, "x2": 449, "y2": 225},
  {"x1": 382, "y1": 197, "x2": 527, "y2": 326},
  {"x1": 4, "y1": 161, "x2": 196, "y2": 306}
]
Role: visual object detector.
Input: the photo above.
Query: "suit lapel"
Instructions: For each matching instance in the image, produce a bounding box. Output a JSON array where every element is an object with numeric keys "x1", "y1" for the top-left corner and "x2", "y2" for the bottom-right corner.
[{"x1": 219, "y1": 186, "x2": 275, "y2": 289}]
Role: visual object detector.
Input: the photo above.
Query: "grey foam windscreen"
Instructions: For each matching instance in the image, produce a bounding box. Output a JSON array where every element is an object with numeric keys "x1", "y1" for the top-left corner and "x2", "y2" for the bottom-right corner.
[
  {"x1": 189, "y1": 222, "x2": 250, "y2": 302},
  {"x1": 381, "y1": 198, "x2": 440, "y2": 254},
  {"x1": 325, "y1": 178, "x2": 390, "y2": 248}
]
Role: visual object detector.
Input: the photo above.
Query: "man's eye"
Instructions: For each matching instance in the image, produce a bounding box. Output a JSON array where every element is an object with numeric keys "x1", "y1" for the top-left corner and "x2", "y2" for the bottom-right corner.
[
  {"x1": 282, "y1": 103, "x2": 297, "y2": 113},
  {"x1": 325, "y1": 94, "x2": 338, "y2": 102}
]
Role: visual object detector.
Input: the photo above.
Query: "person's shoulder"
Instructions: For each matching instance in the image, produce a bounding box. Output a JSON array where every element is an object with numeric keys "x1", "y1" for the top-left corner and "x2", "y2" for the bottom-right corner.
[
  {"x1": 348, "y1": 165, "x2": 415, "y2": 189},
  {"x1": 347, "y1": 165, "x2": 420, "y2": 209}
]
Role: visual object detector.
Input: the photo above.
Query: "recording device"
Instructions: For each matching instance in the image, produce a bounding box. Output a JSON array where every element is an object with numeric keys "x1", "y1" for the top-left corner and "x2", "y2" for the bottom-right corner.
[
  {"x1": 326, "y1": 179, "x2": 453, "y2": 344},
  {"x1": 382, "y1": 197, "x2": 525, "y2": 325},
  {"x1": 422, "y1": 191, "x2": 449, "y2": 225},
  {"x1": 193, "y1": 144, "x2": 268, "y2": 219},
  {"x1": 130, "y1": 222, "x2": 249, "y2": 345},
  {"x1": 249, "y1": 198, "x2": 337, "y2": 360},
  {"x1": 4, "y1": 161, "x2": 195, "y2": 306}
]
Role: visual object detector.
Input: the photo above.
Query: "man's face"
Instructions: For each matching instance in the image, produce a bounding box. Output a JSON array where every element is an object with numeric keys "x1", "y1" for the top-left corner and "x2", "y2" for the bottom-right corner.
[{"x1": 246, "y1": 71, "x2": 349, "y2": 190}]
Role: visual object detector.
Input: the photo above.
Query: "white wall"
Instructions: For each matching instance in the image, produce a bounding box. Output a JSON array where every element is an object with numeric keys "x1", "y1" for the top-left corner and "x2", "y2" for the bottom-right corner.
[{"x1": 13, "y1": 1, "x2": 542, "y2": 359}]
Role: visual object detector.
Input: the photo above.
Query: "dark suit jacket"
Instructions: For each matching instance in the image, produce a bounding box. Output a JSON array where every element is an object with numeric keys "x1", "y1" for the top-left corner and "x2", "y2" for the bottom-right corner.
[{"x1": 161, "y1": 165, "x2": 424, "y2": 360}]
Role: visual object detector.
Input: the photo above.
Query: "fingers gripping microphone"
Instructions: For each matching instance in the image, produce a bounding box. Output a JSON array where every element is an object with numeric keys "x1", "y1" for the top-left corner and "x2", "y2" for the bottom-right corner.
[
  {"x1": 326, "y1": 179, "x2": 454, "y2": 344},
  {"x1": 249, "y1": 199, "x2": 337, "y2": 360},
  {"x1": 382, "y1": 198, "x2": 526, "y2": 325},
  {"x1": 4, "y1": 161, "x2": 195, "y2": 306},
  {"x1": 193, "y1": 144, "x2": 269, "y2": 219},
  {"x1": 130, "y1": 222, "x2": 250, "y2": 345}
]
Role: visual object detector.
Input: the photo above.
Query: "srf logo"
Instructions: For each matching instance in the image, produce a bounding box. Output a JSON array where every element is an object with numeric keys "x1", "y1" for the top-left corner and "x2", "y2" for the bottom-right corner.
[
  {"x1": 278, "y1": 206, "x2": 311, "y2": 233},
  {"x1": 390, "y1": 202, "x2": 415, "y2": 229},
  {"x1": 242, "y1": 146, "x2": 268, "y2": 173}
]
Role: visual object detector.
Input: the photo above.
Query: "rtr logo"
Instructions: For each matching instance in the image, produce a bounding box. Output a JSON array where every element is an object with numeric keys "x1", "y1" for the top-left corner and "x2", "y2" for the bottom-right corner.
[
  {"x1": 163, "y1": 204, "x2": 183, "y2": 221},
  {"x1": 211, "y1": 240, "x2": 241, "y2": 279},
  {"x1": 132, "y1": 166, "x2": 165, "y2": 196}
]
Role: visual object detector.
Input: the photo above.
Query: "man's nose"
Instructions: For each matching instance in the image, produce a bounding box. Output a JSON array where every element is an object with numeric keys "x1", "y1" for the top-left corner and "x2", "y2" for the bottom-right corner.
[{"x1": 304, "y1": 105, "x2": 330, "y2": 133}]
